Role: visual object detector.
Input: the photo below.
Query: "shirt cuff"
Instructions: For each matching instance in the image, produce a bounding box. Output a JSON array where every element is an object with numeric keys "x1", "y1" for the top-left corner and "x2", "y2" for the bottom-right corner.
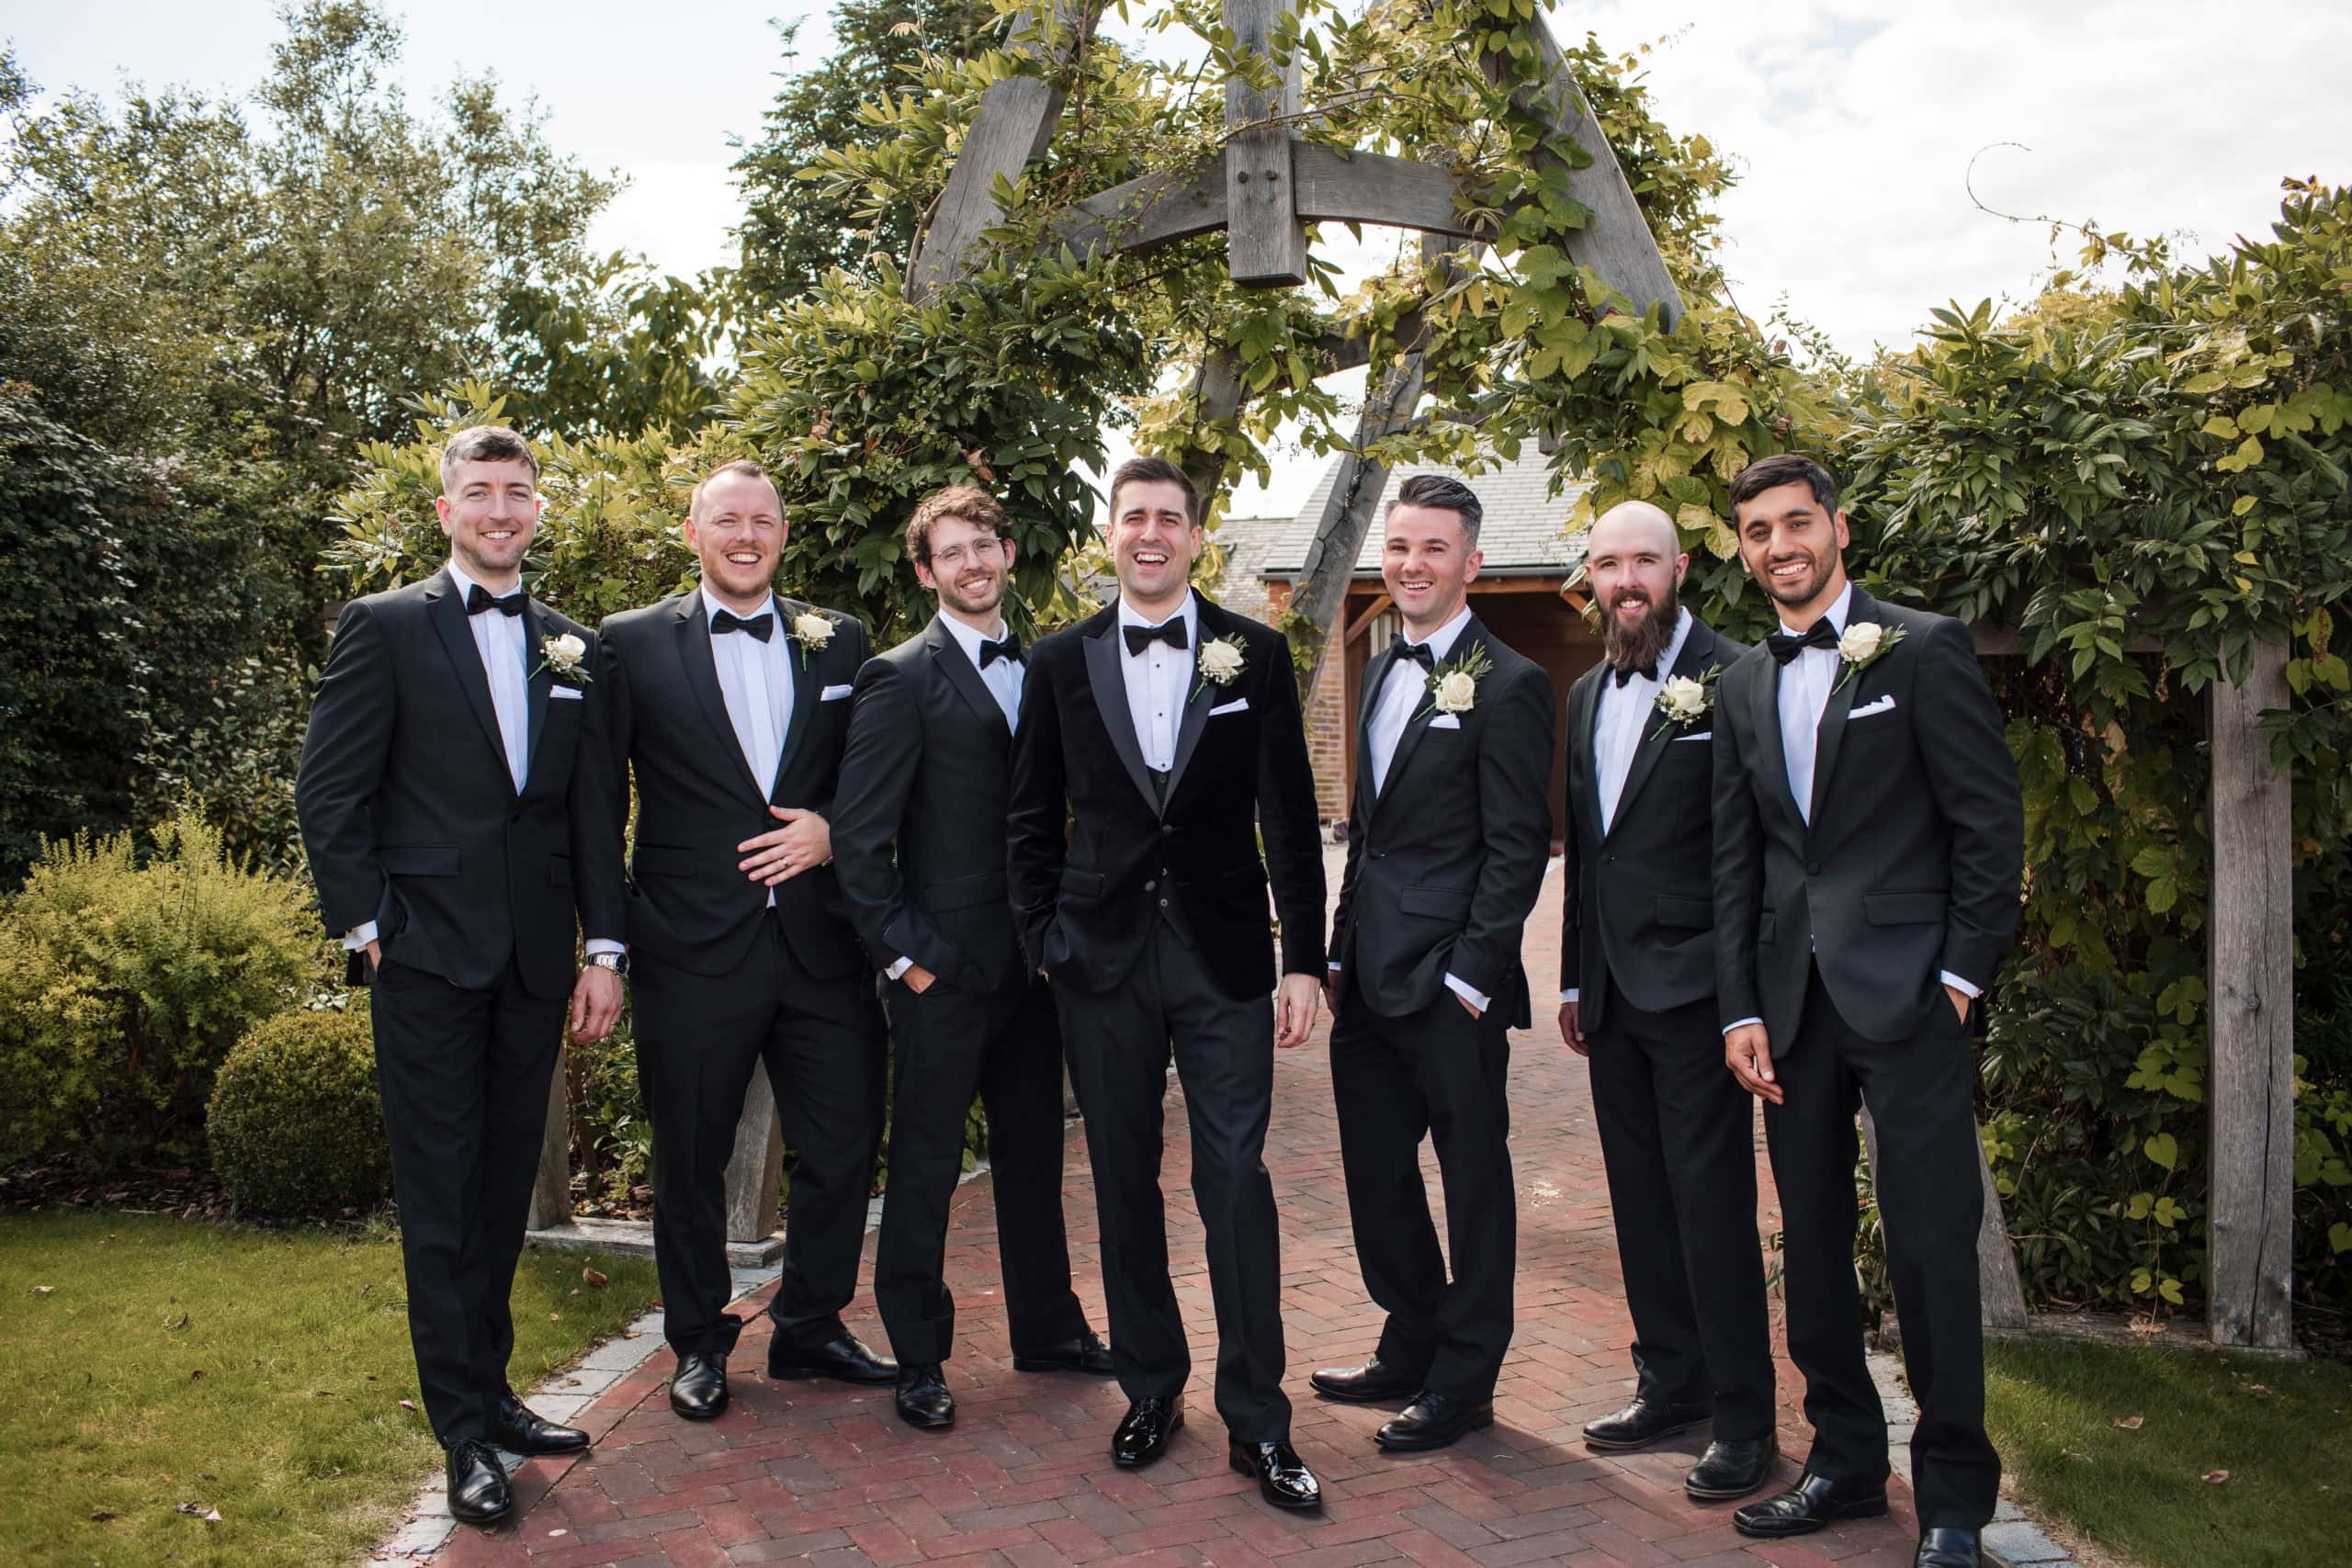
[
  {"x1": 1939, "y1": 970, "x2": 1981, "y2": 999},
  {"x1": 1559, "y1": 987, "x2": 1578, "y2": 1005},
  {"x1": 342, "y1": 921, "x2": 379, "y2": 951},
  {"x1": 1722, "y1": 1016, "x2": 1763, "y2": 1036},
  {"x1": 584, "y1": 939, "x2": 626, "y2": 958},
  {"x1": 1443, "y1": 973, "x2": 1491, "y2": 1013},
  {"x1": 888, "y1": 955, "x2": 915, "y2": 980}
]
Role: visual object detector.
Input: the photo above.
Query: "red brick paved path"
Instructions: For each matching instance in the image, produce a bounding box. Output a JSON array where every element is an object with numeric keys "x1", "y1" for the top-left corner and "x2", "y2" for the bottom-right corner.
[{"x1": 439, "y1": 860, "x2": 1924, "y2": 1566}]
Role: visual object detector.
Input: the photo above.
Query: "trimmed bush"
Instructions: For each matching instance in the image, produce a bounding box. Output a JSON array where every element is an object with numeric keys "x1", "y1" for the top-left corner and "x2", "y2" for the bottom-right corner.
[
  {"x1": 209, "y1": 1001, "x2": 391, "y2": 1217},
  {"x1": 0, "y1": 804, "x2": 327, "y2": 1169}
]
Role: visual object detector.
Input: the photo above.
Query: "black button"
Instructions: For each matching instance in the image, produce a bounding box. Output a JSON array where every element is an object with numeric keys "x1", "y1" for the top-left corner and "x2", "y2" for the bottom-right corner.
[
  {"x1": 1158, "y1": 898, "x2": 1170, "y2": 908},
  {"x1": 1601, "y1": 852, "x2": 1616, "y2": 864},
  {"x1": 1805, "y1": 860, "x2": 1823, "y2": 876},
  {"x1": 1160, "y1": 824, "x2": 1174, "y2": 836},
  {"x1": 1144, "y1": 879, "x2": 1157, "y2": 892}
]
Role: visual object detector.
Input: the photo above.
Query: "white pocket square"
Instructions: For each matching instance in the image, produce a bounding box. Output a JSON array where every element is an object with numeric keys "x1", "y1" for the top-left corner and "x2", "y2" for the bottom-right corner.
[
  {"x1": 820, "y1": 683, "x2": 854, "y2": 702},
  {"x1": 1849, "y1": 694, "x2": 1897, "y2": 719},
  {"x1": 1428, "y1": 714, "x2": 1462, "y2": 729},
  {"x1": 1671, "y1": 728, "x2": 1709, "y2": 741},
  {"x1": 1208, "y1": 697, "x2": 1250, "y2": 716},
  {"x1": 549, "y1": 685, "x2": 585, "y2": 701}
]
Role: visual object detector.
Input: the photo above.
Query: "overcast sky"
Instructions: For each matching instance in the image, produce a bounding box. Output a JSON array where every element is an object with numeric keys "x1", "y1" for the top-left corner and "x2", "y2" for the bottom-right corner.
[{"x1": 13, "y1": 0, "x2": 2351, "y2": 519}]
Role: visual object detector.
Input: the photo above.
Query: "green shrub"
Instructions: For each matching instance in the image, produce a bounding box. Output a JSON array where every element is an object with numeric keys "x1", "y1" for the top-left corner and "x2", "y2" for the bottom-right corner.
[
  {"x1": 0, "y1": 804, "x2": 327, "y2": 1169},
  {"x1": 209, "y1": 1000, "x2": 392, "y2": 1217}
]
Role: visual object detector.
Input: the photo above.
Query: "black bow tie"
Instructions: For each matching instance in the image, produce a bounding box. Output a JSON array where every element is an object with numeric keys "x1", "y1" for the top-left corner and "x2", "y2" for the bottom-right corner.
[
  {"x1": 1766, "y1": 619, "x2": 1841, "y2": 665},
  {"x1": 978, "y1": 634, "x2": 1023, "y2": 669},
  {"x1": 711, "y1": 608, "x2": 775, "y2": 641},
  {"x1": 1387, "y1": 636, "x2": 1435, "y2": 670},
  {"x1": 1124, "y1": 618, "x2": 1188, "y2": 655},
  {"x1": 1611, "y1": 660, "x2": 1658, "y2": 688},
  {"x1": 465, "y1": 584, "x2": 526, "y2": 617}
]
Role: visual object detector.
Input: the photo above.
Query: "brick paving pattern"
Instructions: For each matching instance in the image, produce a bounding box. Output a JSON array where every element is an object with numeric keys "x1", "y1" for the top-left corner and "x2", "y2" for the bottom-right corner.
[{"x1": 435, "y1": 858, "x2": 1928, "y2": 1565}]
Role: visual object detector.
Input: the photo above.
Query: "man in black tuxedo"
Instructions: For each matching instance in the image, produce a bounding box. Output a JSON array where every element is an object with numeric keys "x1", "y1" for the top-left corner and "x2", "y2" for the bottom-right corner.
[
  {"x1": 1309, "y1": 474, "x2": 1553, "y2": 1452},
  {"x1": 1006, "y1": 456, "x2": 1326, "y2": 1510},
  {"x1": 297, "y1": 424, "x2": 623, "y2": 1527},
  {"x1": 831, "y1": 484, "x2": 1111, "y2": 1431},
  {"x1": 1711, "y1": 455, "x2": 2022, "y2": 1568},
  {"x1": 1555, "y1": 500, "x2": 1773, "y2": 1501},
  {"x1": 590, "y1": 459, "x2": 891, "y2": 1423}
]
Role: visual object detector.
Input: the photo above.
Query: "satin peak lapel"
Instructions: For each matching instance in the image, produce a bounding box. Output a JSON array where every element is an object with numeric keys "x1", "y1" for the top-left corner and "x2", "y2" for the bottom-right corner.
[
  {"x1": 1609, "y1": 629, "x2": 1714, "y2": 833},
  {"x1": 927, "y1": 615, "x2": 1012, "y2": 750},
  {"x1": 426, "y1": 570, "x2": 516, "y2": 795},
  {"x1": 769, "y1": 598, "x2": 823, "y2": 800},
  {"x1": 1082, "y1": 618, "x2": 1161, "y2": 815},
  {"x1": 1807, "y1": 590, "x2": 1879, "y2": 827},
  {"x1": 672, "y1": 593, "x2": 768, "y2": 803}
]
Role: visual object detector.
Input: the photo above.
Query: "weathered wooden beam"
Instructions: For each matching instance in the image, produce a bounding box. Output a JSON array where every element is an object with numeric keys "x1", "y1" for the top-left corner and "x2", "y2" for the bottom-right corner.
[
  {"x1": 1053, "y1": 152, "x2": 1229, "y2": 258},
  {"x1": 724, "y1": 1069, "x2": 790, "y2": 1247},
  {"x1": 1223, "y1": 0, "x2": 1307, "y2": 288},
  {"x1": 1292, "y1": 143, "x2": 1480, "y2": 237},
  {"x1": 1181, "y1": 347, "x2": 1250, "y2": 530},
  {"x1": 2208, "y1": 644, "x2": 2296, "y2": 1349},
  {"x1": 1342, "y1": 592, "x2": 1394, "y2": 643},
  {"x1": 1478, "y1": 16, "x2": 1683, "y2": 323},
  {"x1": 526, "y1": 1053, "x2": 571, "y2": 1231},
  {"x1": 907, "y1": 0, "x2": 1100, "y2": 299}
]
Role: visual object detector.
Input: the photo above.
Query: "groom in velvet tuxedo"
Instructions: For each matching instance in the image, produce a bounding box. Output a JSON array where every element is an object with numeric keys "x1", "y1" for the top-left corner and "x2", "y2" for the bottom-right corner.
[
  {"x1": 1711, "y1": 455, "x2": 2022, "y2": 1568},
  {"x1": 1006, "y1": 455, "x2": 1327, "y2": 1510}
]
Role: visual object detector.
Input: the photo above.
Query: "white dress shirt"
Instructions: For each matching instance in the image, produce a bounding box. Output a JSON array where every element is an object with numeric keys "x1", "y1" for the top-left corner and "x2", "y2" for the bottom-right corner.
[
  {"x1": 1336, "y1": 602, "x2": 1488, "y2": 1014},
  {"x1": 1116, "y1": 592, "x2": 1199, "y2": 771},
  {"x1": 888, "y1": 612, "x2": 1023, "y2": 980},
  {"x1": 1562, "y1": 608, "x2": 1693, "y2": 1006},
  {"x1": 1720, "y1": 581, "x2": 1973, "y2": 1034},
  {"x1": 704, "y1": 586, "x2": 794, "y2": 912}
]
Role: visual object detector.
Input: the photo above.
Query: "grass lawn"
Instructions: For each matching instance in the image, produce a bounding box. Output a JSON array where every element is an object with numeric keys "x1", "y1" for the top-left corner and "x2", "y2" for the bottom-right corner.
[
  {"x1": 0, "y1": 1209, "x2": 659, "y2": 1567},
  {"x1": 1985, "y1": 1335, "x2": 2352, "y2": 1568}
]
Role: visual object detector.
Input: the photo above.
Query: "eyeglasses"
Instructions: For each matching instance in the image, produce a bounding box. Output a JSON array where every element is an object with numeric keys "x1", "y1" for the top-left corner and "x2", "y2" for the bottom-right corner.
[{"x1": 930, "y1": 537, "x2": 1007, "y2": 570}]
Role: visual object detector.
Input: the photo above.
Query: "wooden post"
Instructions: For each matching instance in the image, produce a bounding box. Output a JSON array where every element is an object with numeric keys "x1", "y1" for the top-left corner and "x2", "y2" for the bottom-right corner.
[
  {"x1": 724, "y1": 1066, "x2": 789, "y2": 1245},
  {"x1": 526, "y1": 1049, "x2": 571, "y2": 1232},
  {"x1": 1222, "y1": 0, "x2": 1306, "y2": 288},
  {"x1": 1179, "y1": 348, "x2": 1250, "y2": 525},
  {"x1": 2207, "y1": 644, "x2": 2295, "y2": 1348}
]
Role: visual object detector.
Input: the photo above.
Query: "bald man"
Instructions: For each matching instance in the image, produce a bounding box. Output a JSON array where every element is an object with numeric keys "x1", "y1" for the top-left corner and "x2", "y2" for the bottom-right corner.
[{"x1": 1558, "y1": 502, "x2": 1774, "y2": 1502}]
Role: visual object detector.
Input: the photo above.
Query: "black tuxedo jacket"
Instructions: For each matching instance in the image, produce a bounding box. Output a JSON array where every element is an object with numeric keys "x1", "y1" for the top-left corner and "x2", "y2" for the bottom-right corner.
[
  {"x1": 1005, "y1": 592, "x2": 1324, "y2": 1000},
  {"x1": 1329, "y1": 616, "x2": 1555, "y2": 1028},
  {"x1": 296, "y1": 567, "x2": 622, "y2": 998},
  {"x1": 1560, "y1": 617, "x2": 1747, "y2": 1031},
  {"x1": 831, "y1": 614, "x2": 1027, "y2": 993},
  {"x1": 594, "y1": 590, "x2": 871, "y2": 981},
  {"x1": 1711, "y1": 587, "x2": 2023, "y2": 1049}
]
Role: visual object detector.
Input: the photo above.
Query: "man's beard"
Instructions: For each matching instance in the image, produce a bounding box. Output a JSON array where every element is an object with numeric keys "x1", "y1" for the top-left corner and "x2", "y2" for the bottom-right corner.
[{"x1": 1600, "y1": 581, "x2": 1679, "y2": 672}]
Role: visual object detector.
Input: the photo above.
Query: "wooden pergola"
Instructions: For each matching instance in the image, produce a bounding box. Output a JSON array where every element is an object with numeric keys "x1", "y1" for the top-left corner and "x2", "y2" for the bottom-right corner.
[{"x1": 523, "y1": 0, "x2": 2298, "y2": 1352}]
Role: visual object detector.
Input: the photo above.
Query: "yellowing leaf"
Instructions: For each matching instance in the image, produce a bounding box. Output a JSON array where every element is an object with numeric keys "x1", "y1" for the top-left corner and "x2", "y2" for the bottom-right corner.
[{"x1": 2144, "y1": 1132, "x2": 2179, "y2": 1170}]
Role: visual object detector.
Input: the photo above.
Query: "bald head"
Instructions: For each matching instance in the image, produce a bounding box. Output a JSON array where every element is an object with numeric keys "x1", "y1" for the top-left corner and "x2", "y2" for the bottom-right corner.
[
  {"x1": 1587, "y1": 499, "x2": 1679, "y2": 560},
  {"x1": 1585, "y1": 499, "x2": 1689, "y2": 673}
]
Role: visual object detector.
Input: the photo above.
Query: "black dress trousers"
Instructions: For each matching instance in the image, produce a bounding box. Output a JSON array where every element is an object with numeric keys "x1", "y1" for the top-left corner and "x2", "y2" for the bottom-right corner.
[
  {"x1": 630, "y1": 908, "x2": 888, "y2": 1356},
  {"x1": 369, "y1": 953, "x2": 567, "y2": 1446},
  {"x1": 1584, "y1": 984, "x2": 1775, "y2": 1438},
  {"x1": 875, "y1": 974, "x2": 1088, "y2": 1365},
  {"x1": 1765, "y1": 966, "x2": 1999, "y2": 1529}
]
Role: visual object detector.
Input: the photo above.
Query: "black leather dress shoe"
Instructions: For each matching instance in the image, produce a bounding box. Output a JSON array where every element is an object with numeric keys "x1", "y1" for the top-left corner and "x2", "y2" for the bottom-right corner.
[
  {"x1": 766, "y1": 1330, "x2": 897, "y2": 1384},
  {"x1": 1308, "y1": 1355, "x2": 1427, "y2": 1404},
  {"x1": 445, "y1": 1439, "x2": 513, "y2": 1527},
  {"x1": 1229, "y1": 1438, "x2": 1322, "y2": 1510},
  {"x1": 1731, "y1": 1471, "x2": 1890, "y2": 1539},
  {"x1": 492, "y1": 1390, "x2": 590, "y2": 1455},
  {"x1": 670, "y1": 1352, "x2": 729, "y2": 1421},
  {"x1": 1915, "y1": 1527, "x2": 1983, "y2": 1567},
  {"x1": 1374, "y1": 1391, "x2": 1495, "y2": 1451},
  {"x1": 1685, "y1": 1435, "x2": 1777, "y2": 1500},
  {"x1": 1581, "y1": 1394, "x2": 1713, "y2": 1451},
  {"x1": 1111, "y1": 1395, "x2": 1183, "y2": 1468},
  {"x1": 1012, "y1": 1327, "x2": 1114, "y2": 1376},
  {"x1": 896, "y1": 1363, "x2": 955, "y2": 1429}
]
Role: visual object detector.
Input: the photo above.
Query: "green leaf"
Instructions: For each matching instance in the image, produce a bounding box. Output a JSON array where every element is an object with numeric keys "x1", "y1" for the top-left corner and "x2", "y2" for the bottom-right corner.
[{"x1": 2144, "y1": 1132, "x2": 2178, "y2": 1171}]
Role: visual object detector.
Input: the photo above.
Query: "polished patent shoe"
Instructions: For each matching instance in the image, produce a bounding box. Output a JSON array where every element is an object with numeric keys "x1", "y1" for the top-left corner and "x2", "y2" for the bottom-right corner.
[
  {"x1": 1581, "y1": 1393, "x2": 1712, "y2": 1451},
  {"x1": 766, "y1": 1329, "x2": 897, "y2": 1384},
  {"x1": 1685, "y1": 1434, "x2": 1777, "y2": 1500},
  {"x1": 1374, "y1": 1390, "x2": 1495, "y2": 1451},
  {"x1": 896, "y1": 1363, "x2": 956, "y2": 1429},
  {"x1": 492, "y1": 1389, "x2": 591, "y2": 1454},
  {"x1": 1229, "y1": 1438, "x2": 1322, "y2": 1510},
  {"x1": 1012, "y1": 1326, "x2": 1115, "y2": 1376},
  {"x1": 1308, "y1": 1354, "x2": 1427, "y2": 1405},
  {"x1": 1916, "y1": 1527, "x2": 1983, "y2": 1567},
  {"x1": 669, "y1": 1352, "x2": 729, "y2": 1421},
  {"x1": 445, "y1": 1438, "x2": 513, "y2": 1527},
  {"x1": 1111, "y1": 1395, "x2": 1183, "y2": 1468},
  {"x1": 1731, "y1": 1470, "x2": 1890, "y2": 1539}
]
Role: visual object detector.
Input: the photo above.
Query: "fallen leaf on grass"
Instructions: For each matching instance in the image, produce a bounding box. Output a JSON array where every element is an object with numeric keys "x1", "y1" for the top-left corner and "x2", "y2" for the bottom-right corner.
[
  {"x1": 32, "y1": 1285, "x2": 52, "y2": 1294},
  {"x1": 2114, "y1": 1415, "x2": 2144, "y2": 1429},
  {"x1": 189, "y1": 1369, "x2": 204, "y2": 1380},
  {"x1": 174, "y1": 1501, "x2": 222, "y2": 1522},
  {"x1": 2247, "y1": 1384, "x2": 2270, "y2": 1400},
  {"x1": 548, "y1": 1312, "x2": 560, "y2": 1322},
  {"x1": 2204, "y1": 1470, "x2": 2231, "y2": 1483},
  {"x1": 582, "y1": 1267, "x2": 609, "y2": 1288},
  {"x1": 164, "y1": 1313, "x2": 189, "y2": 1331},
  {"x1": 88, "y1": 1511, "x2": 117, "y2": 1522},
  {"x1": 398, "y1": 1399, "x2": 418, "y2": 1412}
]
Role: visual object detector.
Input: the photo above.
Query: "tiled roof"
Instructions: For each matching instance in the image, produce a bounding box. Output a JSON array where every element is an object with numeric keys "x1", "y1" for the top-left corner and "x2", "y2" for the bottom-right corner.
[{"x1": 1241, "y1": 447, "x2": 1591, "y2": 580}]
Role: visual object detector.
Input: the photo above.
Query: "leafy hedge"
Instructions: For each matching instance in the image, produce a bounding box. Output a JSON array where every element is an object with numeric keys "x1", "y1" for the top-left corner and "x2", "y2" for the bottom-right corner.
[{"x1": 209, "y1": 999, "x2": 391, "y2": 1217}]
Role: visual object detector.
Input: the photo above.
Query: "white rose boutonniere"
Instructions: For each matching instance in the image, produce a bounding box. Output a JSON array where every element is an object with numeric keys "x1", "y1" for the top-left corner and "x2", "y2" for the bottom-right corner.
[
  {"x1": 1645, "y1": 664, "x2": 1721, "y2": 741},
  {"x1": 1193, "y1": 636, "x2": 1246, "y2": 697},
  {"x1": 1416, "y1": 642, "x2": 1495, "y2": 720},
  {"x1": 1832, "y1": 620, "x2": 1905, "y2": 694},
  {"x1": 787, "y1": 610, "x2": 835, "y2": 669},
  {"x1": 532, "y1": 631, "x2": 591, "y2": 685}
]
